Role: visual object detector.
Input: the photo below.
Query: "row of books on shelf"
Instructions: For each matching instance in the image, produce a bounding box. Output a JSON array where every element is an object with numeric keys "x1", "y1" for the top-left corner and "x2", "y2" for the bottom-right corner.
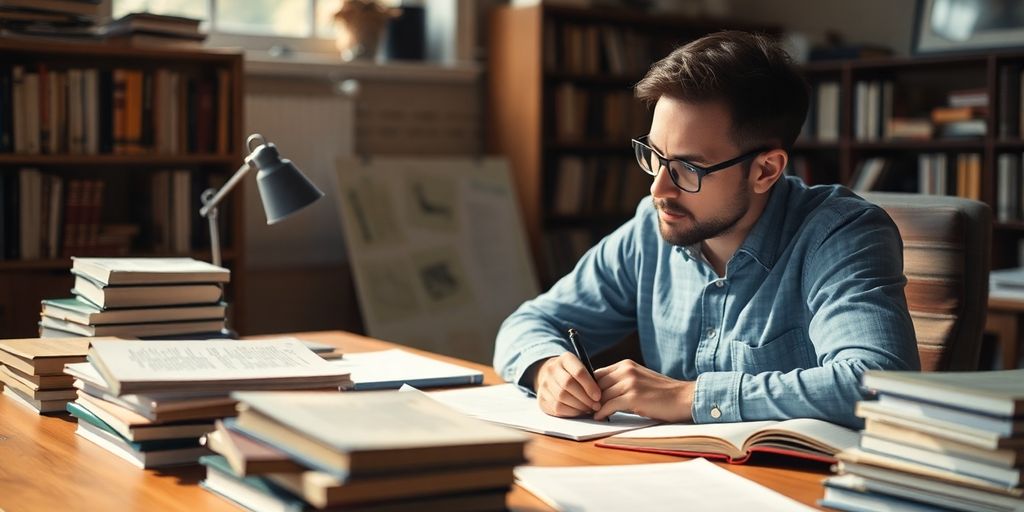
[
  {"x1": 918, "y1": 153, "x2": 983, "y2": 199},
  {"x1": 833, "y1": 153, "x2": 983, "y2": 200},
  {"x1": 0, "y1": 167, "x2": 226, "y2": 261},
  {"x1": 543, "y1": 21, "x2": 654, "y2": 76},
  {"x1": 0, "y1": 64, "x2": 231, "y2": 155},
  {"x1": 802, "y1": 80, "x2": 1011, "y2": 142},
  {"x1": 997, "y1": 153, "x2": 1024, "y2": 223},
  {"x1": 552, "y1": 83, "x2": 650, "y2": 143},
  {"x1": 551, "y1": 156, "x2": 649, "y2": 217},
  {"x1": 822, "y1": 369, "x2": 1023, "y2": 512},
  {"x1": 2, "y1": 169, "x2": 108, "y2": 260}
]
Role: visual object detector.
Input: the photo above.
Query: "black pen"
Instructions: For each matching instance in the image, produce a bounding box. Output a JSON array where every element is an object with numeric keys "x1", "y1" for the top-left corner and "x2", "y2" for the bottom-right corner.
[
  {"x1": 567, "y1": 328, "x2": 607, "y2": 421},
  {"x1": 567, "y1": 328, "x2": 596, "y2": 381}
]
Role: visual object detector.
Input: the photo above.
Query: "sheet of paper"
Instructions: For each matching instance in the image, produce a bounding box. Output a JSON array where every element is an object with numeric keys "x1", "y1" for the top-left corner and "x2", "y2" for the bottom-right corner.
[
  {"x1": 90, "y1": 339, "x2": 349, "y2": 382},
  {"x1": 329, "y1": 349, "x2": 483, "y2": 390},
  {"x1": 515, "y1": 458, "x2": 816, "y2": 512},
  {"x1": 417, "y1": 383, "x2": 657, "y2": 441},
  {"x1": 609, "y1": 421, "x2": 777, "y2": 451}
]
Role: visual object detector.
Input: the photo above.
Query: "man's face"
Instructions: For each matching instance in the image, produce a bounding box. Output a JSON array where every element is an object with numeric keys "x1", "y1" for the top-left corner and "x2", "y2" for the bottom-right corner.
[{"x1": 647, "y1": 96, "x2": 752, "y2": 247}]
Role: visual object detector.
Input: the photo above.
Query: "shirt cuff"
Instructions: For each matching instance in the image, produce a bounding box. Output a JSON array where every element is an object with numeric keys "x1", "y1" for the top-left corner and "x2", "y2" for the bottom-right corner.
[
  {"x1": 510, "y1": 342, "x2": 569, "y2": 390},
  {"x1": 691, "y1": 371, "x2": 743, "y2": 423}
]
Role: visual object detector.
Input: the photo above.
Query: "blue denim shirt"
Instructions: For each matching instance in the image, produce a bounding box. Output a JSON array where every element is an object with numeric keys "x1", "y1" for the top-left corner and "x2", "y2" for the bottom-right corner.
[{"x1": 494, "y1": 176, "x2": 920, "y2": 428}]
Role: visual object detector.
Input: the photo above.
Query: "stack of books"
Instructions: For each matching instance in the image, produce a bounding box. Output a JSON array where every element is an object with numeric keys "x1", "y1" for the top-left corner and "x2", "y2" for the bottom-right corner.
[
  {"x1": 64, "y1": 338, "x2": 352, "y2": 469},
  {"x1": 822, "y1": 369, "x2": 1024, "y2": 512},
  {"x1": 0, "y1": 337, "x2": 96, "y2": 413},
  {"x1": 102, "y1": 12, "x2": 205, "y2": 47},
  {"x1": 40, "y1": 257, "x2": 230, "y2": 338},
  {"x1": 0, "y1": 0, "x2": 102, "y2": 39},
  {"x1": 200, "y1": 390, "x2": 527, "y2": 511}
]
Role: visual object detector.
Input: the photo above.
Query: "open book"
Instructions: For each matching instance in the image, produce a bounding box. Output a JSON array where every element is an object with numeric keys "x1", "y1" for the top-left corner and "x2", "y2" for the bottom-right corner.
[{"x1": 596, "y1": 418, "x2": 860, "y2": 464}]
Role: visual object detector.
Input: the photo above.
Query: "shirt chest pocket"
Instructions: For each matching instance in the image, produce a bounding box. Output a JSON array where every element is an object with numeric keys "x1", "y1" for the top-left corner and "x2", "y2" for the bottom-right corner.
[{"x1": 729, "y1": 328, "x2": 815, "y2": 374}]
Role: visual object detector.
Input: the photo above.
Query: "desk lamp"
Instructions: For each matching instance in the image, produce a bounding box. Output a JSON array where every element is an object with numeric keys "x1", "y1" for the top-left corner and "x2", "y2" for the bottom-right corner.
[{"x1": 199, "y1": 133, "x2": 325, "y2": 267}]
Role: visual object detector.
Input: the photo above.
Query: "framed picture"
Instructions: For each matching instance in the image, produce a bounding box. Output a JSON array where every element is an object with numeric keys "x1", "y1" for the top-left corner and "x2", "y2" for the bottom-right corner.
[{"x1": 913, "y1": 0, "x2": 1024, "y2": 55}]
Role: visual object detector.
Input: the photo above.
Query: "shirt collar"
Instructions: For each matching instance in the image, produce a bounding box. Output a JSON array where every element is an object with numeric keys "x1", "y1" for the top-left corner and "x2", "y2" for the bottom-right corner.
[{"x1": 733, "y1": 176, "x2": 791, "y2": 272}]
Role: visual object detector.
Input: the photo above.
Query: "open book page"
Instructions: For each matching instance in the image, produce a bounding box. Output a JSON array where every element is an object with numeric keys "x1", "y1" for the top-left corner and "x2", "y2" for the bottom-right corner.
[
  {"x1": 604, "y1": 421, "x2": 778, "y2": 454},
  {"x1": 90, "y1": 339, "x2": 349, "y2": 383},
  {"x1": 753, "y1": 418, "x2": 861, "y2": 452},
  {"x1": 329, "y1": 349, "x2": 483, "y2": 390},
  {"x1": 515, "y1": 458, "x2": 816, "y2": 512},
  {"x1": 413, "y1": 384, "x2": 657, "y2": 441}
]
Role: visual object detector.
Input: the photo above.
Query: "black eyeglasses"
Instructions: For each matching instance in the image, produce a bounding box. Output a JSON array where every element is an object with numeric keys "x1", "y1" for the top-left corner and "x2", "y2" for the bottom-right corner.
[{"x1": 632, "y1": 135, "x2": 770, "y2": 193}]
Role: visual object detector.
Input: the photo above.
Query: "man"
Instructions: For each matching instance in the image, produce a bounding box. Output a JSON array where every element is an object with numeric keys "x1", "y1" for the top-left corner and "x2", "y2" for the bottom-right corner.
[{"x1": 493, "y1": 31, "x2": 919, "y2": 429}]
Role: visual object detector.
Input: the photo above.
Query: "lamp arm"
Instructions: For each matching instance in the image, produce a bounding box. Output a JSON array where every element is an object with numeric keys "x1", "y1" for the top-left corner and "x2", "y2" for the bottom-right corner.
[{"x1": 199, "y1": 159, "x2": 254, "y2": 218}]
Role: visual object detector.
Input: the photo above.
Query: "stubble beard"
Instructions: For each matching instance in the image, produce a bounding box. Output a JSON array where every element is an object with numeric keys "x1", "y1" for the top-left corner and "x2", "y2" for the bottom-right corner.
[{"x1": 654, "y1": 186, "x2": 750, "y2": 247}]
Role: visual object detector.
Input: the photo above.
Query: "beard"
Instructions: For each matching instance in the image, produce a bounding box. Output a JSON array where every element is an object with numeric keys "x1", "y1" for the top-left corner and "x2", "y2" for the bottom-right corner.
[{"x1": 654, "y1": 186, "x2": 749, "y2": 247}]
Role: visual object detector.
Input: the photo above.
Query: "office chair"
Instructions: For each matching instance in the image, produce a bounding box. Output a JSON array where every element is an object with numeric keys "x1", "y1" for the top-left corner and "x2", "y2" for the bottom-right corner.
[{"x1": 860, "y1": 192, "x2": 992, "y2": 371}]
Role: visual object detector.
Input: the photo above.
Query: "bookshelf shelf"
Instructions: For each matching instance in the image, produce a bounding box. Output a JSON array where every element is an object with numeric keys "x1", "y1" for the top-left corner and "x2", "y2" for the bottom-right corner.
[
  {"x1": 849, "y1": 140, "x2": 986, "y2": 151},
  {"x1": 544, "y1": 72, "x2": 639, "y2": 86},
  {"x1": 0, "y1": 38, "x2": 246, "y2": 336},
  {"x1": 547, "y1": 141, "x2": 632, "y2": 152},
  {"x1": 0, "y1": 154, "x2": 239, "y2": 166},
  {"x1": 792, "y1": 141, "x2": 841, "y2": 150}
]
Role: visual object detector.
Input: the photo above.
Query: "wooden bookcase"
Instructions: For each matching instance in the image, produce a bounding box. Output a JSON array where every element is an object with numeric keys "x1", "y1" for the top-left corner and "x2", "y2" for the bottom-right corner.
[
  {"x1": 0, "y1": 38, "x2": 246, "y2": 336},
  {"x1": 793, "y1": 51, "x2": 1024, "y2": 271},
  {"x1": 488, "y1": 4, "x2": 775, "y2": 287}
]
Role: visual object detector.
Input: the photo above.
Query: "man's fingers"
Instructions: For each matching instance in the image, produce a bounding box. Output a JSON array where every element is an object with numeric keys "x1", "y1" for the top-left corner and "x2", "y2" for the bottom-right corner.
[
  {"x1": 594, "y1": 395, "x2": 631, "y2": 421},
  {"x1": 539, "y1": 386, "x2": 591, "y2": 417},
  {"x1": 543, "y1": 376, "x2": 595, "y2": 412},
  {"x1": 559, "y1": 355, "x2": 602, "y2": 402}
]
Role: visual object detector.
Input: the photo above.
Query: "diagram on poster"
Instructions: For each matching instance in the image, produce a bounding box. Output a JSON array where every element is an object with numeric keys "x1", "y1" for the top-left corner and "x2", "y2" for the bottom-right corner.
[{"x1": 335, "y1": 157, "x2": 539, "y2": 363}]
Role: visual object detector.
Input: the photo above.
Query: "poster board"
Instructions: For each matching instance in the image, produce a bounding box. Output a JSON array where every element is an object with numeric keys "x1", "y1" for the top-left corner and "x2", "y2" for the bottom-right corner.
[{"x1": 334, "y1": 157, "x2": 539, "y2": 363}]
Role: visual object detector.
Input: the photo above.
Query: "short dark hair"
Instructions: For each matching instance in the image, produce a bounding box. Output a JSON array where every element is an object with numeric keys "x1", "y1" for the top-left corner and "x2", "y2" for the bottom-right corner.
[{"x1": 635, "y1": 30, "x2": 809, "y2": 151}]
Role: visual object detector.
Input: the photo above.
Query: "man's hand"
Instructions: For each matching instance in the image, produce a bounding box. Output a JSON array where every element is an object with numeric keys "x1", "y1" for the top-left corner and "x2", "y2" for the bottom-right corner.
[
  {"x1": 593, "y1": 359, "x2": 695, "y2": 422},
  {"x1": 533, "y1": 353, "x2": 602, "y2": 417}
]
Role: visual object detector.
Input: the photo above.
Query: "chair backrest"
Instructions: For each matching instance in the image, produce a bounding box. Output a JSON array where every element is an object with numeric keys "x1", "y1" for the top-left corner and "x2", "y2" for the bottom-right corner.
[{"x1": 860, "y1": 192, "x2": 992, "y2": 371}]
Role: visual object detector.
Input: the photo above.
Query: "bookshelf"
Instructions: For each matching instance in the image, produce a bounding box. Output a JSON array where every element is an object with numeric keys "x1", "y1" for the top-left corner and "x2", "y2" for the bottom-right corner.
[
  {"x1": 0, "y1": 38, "x2": 245, "y2": 337},
  {"x1": 792, "y1": 51, "x2": 1024, "y2": 271},
  {"x1": 488, "y1": 4, "x2": 775, "y2": 287}
]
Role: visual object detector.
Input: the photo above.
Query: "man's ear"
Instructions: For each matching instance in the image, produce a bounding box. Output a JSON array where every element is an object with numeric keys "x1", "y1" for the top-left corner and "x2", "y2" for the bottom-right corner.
[{"x1": 751, "y1": 149, "x2": 788, "y2": 194}]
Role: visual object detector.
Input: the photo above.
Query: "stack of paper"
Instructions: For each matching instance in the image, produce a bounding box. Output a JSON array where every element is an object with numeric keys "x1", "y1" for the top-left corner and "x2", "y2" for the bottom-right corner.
[
  {"x1": 0, "y1": 337, "x2": 98, "y2": 413},
  {"x1": 199, "y1": 391, "x2": 527, "y2": 511},
  {"x1": 64, "y1": 338, "x2": 352, "y2": 468},
  {"x1": 40, "y1": 257, "x2": 230, "y2": 338},
  {"x1": 823, "y1": 370, "x2": 1024, "y2": 511},
  {"x1": 515, "y1": 458, "x2": 816, "y2": 511}
]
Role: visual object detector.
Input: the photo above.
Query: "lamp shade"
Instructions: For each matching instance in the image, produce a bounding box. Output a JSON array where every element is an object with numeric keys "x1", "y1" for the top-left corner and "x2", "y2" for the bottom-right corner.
[{"x1": 251, "y1": 142, "x2": 325, "y2": 225}]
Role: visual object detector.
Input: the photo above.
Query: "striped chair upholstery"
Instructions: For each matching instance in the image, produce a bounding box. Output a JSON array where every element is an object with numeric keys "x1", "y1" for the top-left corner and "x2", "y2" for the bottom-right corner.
[{"x1": 860, "y1": 192, "x2": 992, "y2": 371}]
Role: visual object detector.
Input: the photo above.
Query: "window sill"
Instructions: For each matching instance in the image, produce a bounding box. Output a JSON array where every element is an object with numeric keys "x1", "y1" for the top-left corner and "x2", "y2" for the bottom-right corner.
[{"x1": 244, "y1": 51, "x2": 481, "y2": 84}]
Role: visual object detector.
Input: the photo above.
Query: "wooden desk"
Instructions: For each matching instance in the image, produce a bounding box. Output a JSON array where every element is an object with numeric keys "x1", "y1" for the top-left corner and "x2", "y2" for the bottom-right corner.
[
  {"x1": 0, "y1": 330, "x2": 829, "y2": 511},
  {"x1": 986, "y1": 296, "x2": 1023, "y2": 370}
]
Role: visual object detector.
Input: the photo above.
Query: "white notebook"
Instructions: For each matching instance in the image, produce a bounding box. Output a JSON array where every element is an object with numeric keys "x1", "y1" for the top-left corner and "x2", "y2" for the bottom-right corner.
[
  {"x1": 413, "y1": 383, "x2": 657, "y2": 441},
  {"x1": 330, "y1": 349, "x2": 483, "y2": 390},
  {"x1": 515, "y1": 458, "x2": 815, "y2": 512}
]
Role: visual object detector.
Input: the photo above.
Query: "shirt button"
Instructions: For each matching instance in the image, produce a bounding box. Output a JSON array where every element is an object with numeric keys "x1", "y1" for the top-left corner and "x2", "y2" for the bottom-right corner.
[
  {"x1": 706, "y1": 328, "x2": 717, "y2": 338},
  {"x1": 710, "y1": 406, "x2": 722, "y2": 419},
  {"x1": 715, "y1": 280, "x2": 725, "y2": 288}
]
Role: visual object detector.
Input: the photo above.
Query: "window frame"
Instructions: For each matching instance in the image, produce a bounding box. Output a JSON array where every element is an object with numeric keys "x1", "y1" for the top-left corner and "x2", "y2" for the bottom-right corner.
[{"x1": 109, "y1": 0, "x2": 346, "y2": 55}]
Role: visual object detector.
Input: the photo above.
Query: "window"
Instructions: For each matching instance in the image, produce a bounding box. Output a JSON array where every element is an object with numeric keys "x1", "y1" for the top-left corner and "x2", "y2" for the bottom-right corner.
[
  {"x1": 112, "y1": 0, "x2": 399, "y2": 40},
  {"x1": 111, "y1": 0, "x2": 469, "y2": 62}
]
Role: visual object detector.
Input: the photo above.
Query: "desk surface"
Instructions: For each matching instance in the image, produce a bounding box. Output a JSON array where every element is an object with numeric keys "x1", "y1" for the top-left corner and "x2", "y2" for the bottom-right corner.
[{"x1": 0, "y1": 331, "x2": 829, "y2": 511}]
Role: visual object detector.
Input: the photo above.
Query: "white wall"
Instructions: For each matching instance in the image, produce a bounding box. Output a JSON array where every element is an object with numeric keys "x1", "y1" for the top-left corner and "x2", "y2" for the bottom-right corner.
[{"x1": 723, "y1": 0, "x2": 918, "y2": 56}]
